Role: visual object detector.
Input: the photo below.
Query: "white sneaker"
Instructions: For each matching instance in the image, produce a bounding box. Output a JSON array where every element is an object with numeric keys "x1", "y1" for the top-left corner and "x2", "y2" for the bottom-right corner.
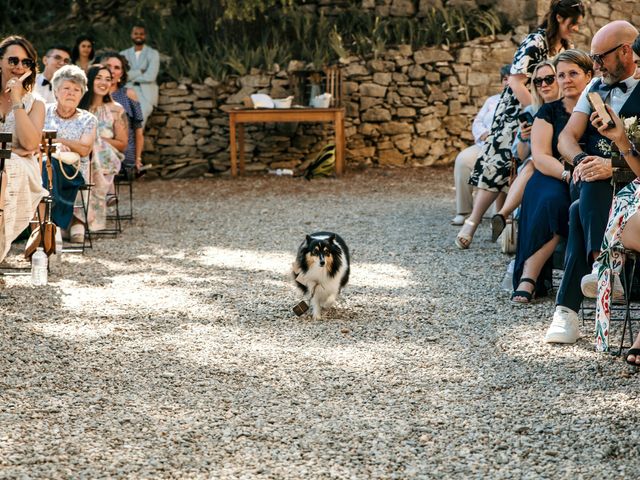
[
  {"x1": 544, "y1": 306, "x2": 580, "y2": 344},
  {"x1": 580, "y1": 271, "x2": 624, "y2": 300}
]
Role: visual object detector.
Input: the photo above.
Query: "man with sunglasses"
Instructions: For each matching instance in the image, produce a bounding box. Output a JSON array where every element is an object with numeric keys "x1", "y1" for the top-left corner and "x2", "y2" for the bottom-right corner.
[
  {"x1": 35, "y1": 45, "x2": 71, "y2": 104},
  {"x1": 546, "y1": 20, "x2": 640, "y2": 345}
]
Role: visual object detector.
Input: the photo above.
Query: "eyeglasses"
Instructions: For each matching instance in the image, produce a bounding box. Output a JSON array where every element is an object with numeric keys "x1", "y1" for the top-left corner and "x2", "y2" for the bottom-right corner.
[
  {"x1": 590, "y1": 44, "x2": 624, "y2": 66},
  {"x1": 533, "y1": 75, "x2": 556, "y2": 87},
  {"x1": 49, "y1": 54, "x2": 71, "y2": 64},
  {"x1": 7, "y1": 56, "x2": 35, "y2": 69}
]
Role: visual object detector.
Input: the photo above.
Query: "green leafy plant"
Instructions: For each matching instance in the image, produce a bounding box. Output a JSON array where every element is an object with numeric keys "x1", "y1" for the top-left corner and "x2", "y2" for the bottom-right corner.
[{"x1": 1, "y1": 1, "x2": 509, "y2": 81}]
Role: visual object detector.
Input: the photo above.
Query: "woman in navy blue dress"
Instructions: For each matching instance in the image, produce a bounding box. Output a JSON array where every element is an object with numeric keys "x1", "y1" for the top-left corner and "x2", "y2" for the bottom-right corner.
[{"x1": 511, "y1": 50, "x2": 594, "y2": 304}]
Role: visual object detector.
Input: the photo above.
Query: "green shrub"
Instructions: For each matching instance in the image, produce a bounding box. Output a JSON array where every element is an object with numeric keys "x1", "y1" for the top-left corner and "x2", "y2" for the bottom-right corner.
[{"x1": 1, "y1": 2, "x2": 507, "y2": 82}]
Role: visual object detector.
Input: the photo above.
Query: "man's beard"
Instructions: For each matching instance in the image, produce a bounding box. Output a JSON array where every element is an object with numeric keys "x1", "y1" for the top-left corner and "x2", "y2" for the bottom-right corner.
[
  {"x1": 133, "y1": 39, "x2": 145, "y2": 46},
  {"x1": 602, "y1": 57, "x2": 626, "y2": 84}
]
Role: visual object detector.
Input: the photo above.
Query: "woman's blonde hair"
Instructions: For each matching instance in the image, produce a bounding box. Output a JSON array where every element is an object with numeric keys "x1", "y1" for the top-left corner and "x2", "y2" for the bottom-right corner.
[{"x1": 530, "y1": 61, "x2": 557, "y2": 109}]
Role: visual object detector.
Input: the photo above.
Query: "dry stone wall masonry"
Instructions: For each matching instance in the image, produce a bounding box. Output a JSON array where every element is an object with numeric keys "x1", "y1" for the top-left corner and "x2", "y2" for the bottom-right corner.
[{"x1": 142, "y1": 0, "x2": 640, "y2": 177}]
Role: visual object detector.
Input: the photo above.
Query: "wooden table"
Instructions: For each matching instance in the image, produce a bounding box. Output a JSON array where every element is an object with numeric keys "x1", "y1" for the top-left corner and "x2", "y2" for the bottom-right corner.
[{"x1": 228, "y1": 107, "x2": 345, "y2": 177}]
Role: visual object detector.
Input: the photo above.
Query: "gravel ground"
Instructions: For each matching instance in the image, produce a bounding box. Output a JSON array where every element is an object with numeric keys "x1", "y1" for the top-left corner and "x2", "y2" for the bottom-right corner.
[{"x1": 1, "y1": 167, "x2": 639, "y2": 479}]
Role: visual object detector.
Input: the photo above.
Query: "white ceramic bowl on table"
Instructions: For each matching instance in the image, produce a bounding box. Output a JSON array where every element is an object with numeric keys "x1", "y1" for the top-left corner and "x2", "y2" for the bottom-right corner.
[{"x1": 273, "y1": 96, "x2": 293, "y2": 109}]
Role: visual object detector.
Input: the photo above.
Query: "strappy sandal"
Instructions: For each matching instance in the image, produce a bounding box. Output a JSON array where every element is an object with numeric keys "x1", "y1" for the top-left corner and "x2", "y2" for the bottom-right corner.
[
  {"x1": 455, "y1": 219, "x2": 476, "y2": 250},
  {"x1": 626, "y1": 348, "x2": 640, "y2": 367},
  {"x1": 510, "y1": 277, "x2": 536, "y2": 305},
  {"x1": 491, "y1": 213, "x2": 506, "y2": 243}
]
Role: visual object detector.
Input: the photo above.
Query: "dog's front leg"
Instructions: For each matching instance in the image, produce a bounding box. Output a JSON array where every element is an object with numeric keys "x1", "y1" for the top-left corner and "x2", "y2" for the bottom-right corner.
[{"x1": 310, "y1": 285, "x2": 323, "y2": 320}]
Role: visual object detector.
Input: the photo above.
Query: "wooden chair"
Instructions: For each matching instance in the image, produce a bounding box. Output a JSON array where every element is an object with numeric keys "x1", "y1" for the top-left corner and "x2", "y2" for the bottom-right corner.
[{"x1": 324, "y1": 65, "x2": 343, "y2": 107}]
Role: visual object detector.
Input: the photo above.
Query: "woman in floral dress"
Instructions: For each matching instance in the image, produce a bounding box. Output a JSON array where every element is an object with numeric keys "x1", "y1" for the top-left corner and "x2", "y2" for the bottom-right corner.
[
  {"x1": 593, "y1": 36, "x2": 640, "y2": 361},
  {"x1": 455, "y1": 0, "x2": 585, "y2": 249},
  {"x1": 79, "y1": 64, "x2": 127, "y2": 231}
]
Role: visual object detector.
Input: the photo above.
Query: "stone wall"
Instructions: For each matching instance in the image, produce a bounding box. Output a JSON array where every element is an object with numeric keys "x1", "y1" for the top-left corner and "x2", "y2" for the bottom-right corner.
[
  {"x1": 143, "y1": 34, "x2": 516, "y2": 177},
  {"x1": 142, "y1": 0, "x2": 640, "y2": 177}
]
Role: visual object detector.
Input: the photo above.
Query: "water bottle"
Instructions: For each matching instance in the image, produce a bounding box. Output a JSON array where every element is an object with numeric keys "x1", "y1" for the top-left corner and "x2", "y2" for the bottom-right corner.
[
  {"x1": 501, "y1": 259, "x2": 515, "y2": 292},
  {"x1": 31, "y1": 247, "x2": 48, "y2": 286}
]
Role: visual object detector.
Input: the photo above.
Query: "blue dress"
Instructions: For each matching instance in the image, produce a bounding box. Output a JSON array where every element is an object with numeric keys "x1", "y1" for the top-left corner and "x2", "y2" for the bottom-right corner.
[{"x1": 513, "y1": 99, "x2": 571, "y2": 296}]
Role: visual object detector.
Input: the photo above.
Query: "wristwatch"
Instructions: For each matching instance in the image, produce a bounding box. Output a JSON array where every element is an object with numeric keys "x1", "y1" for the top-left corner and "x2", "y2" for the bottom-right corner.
[
  {"x1": 621, "y1": 144, "x2": 639, "y2": 158},
  {"x1": 561, "y1": 170, "x2": 570, "y2": 183},
  {"x1": 11, "y1": 103, "x2": 24, "y2": 111},
  {"x1": 572, "y1": 152, "x2": 588, "y2": 166}
]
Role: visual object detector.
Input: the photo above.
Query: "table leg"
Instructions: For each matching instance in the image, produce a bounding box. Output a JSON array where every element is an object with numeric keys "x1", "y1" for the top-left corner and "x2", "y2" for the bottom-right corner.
[
  {"x1": 334, "y1": 110, "x2": 345, "y2": 176},
  {"x1": 229, "y1": 115, "x2": 237, "y2": 177},
  {"x1": 238, "y1": 125, "x2": 246, "y2": 176}
]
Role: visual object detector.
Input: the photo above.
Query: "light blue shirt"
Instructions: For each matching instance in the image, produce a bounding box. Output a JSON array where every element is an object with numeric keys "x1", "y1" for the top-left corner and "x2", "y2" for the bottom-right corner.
[{"x1": 574, "y1": 75, "x2": 640, "y2": 115}]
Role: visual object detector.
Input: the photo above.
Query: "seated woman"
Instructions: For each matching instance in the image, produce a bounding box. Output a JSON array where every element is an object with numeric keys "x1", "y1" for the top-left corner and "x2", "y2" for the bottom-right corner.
[
  {"x1": 490, "y1": 61, "x2": 561, "y2": 242},
  {"x1": 44, "y1": 65, "x2": 97, "y2": 244},
  {"x1": 592, "y1": 35, "x2": 640, "y2": 361},
  {"x1": 98, "y1": 51, "x2": 144, "y2": 173},
  {"x1": 0, "y1": 36, "x2": 47, "y2": 264},
  {"x1": 510, "y1": 50, "x2": 593, "y2": 304},
  {"x1": 78, "y1": 64, "x2": 127, "y2": 231}
]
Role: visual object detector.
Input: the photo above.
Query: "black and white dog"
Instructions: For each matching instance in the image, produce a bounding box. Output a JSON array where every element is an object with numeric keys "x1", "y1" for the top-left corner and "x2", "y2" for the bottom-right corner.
[{"x1": 292, "y1": 232, "x2": 350, "y2": 319}]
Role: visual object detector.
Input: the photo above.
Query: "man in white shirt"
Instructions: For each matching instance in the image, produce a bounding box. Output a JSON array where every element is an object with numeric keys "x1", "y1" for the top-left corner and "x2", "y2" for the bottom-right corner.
[
  {"x1": 121, "y1": 23, "x2": 160, "y2": 127},
  {"x1": 34, "y1": 46, "x2": 71, "y2": 104},
  {"x1": 452, "y1": 65, "x2": 510, "y2": 225}
]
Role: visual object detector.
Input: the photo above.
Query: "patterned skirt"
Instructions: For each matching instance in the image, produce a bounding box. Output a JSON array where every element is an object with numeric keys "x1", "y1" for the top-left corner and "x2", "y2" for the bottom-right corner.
[
  {"x1": 595, "y1": 178, "x2": 640, "y2": 352},
  {"x1": 469, "y1": 88, "x2": 520, "y2": 192}
]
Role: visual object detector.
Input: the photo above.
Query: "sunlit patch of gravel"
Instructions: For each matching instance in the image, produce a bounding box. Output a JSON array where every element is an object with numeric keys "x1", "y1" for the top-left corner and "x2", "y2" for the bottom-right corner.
[{"x1": 1, "y1": 168, "x2": 639, "y2": 478}]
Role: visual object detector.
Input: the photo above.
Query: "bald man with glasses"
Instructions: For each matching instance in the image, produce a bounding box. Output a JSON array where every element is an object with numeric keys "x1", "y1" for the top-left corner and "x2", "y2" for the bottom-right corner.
[
  {"x1": 35, "y1": 45, "x2": 71, "y2": 104},
  {"x1": 545, "y1": 21, "x2": 640, "y2": 345}
]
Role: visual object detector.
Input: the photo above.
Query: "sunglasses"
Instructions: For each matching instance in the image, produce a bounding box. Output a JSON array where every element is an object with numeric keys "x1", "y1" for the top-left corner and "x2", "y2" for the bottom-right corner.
[
  {"x1": 7, "y1": 56, "x2": 35, "y2": 69},
  {"x1": 589, "y1": 44, "x2": 624, "y2": 66},
  {"x1": 49, "y1": 54, "x2": 71, "y2": 64},
  {"x1": 533, "y1": 75, "x2": 556, "y2": 87}
]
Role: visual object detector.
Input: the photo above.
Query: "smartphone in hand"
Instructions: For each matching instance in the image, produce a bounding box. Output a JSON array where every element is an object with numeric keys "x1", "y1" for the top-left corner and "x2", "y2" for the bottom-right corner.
[
  {"x1": 587, "y1": 92, "x2": 615, "y2": 129},
  {"x1": 517, "y1": 111, "x2": 534, "y2": 126}
]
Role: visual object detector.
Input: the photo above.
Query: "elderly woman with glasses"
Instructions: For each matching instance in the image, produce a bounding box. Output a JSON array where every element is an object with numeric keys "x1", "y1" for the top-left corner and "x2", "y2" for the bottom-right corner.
[
  {"x1": 43, "y1": 64, "x2": 97, "y2": 244},
  {"x1": 0, "y1": 35, "x2": 47, "y2": 265}
]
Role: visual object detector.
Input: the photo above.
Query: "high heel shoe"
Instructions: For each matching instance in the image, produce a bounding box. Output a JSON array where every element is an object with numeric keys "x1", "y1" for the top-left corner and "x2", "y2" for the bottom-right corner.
[
  {"x1": 491, "y1": 213, "x2": 506, "y2": 243},
  {"x1": 455, "y1": 219, "x2": 477, "y2": 250}
]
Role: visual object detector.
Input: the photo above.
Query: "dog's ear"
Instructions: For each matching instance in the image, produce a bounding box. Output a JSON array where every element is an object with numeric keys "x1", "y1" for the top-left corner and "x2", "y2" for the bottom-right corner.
[
  {"x1": 328, "y1": 234, "x2": 335, "y2": 244},
  {"x1": 306, "y1": 235, "x2": 312, "y2": 246}
]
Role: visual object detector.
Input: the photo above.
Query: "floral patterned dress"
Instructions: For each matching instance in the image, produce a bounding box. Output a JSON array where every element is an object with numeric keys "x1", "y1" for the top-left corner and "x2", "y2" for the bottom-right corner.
[
  {"x1": 469, "y1": 28, "x2": 550, "y2": 192},
  {"x1": 595, "y1": 179, "x2": 640, "y2": 352},
  {"x1": 89, "y1": 105, "x2": 124, "y2": 231}
]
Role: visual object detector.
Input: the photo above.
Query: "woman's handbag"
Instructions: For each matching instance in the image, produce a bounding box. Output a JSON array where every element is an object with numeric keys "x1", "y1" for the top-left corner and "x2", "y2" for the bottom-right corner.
[
  {"x1": 53, "y1": 150, "x2": 81, "y2": 180},
  {"x1": 500, "y1": 220, "x2": 517, "y2": 254}
]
